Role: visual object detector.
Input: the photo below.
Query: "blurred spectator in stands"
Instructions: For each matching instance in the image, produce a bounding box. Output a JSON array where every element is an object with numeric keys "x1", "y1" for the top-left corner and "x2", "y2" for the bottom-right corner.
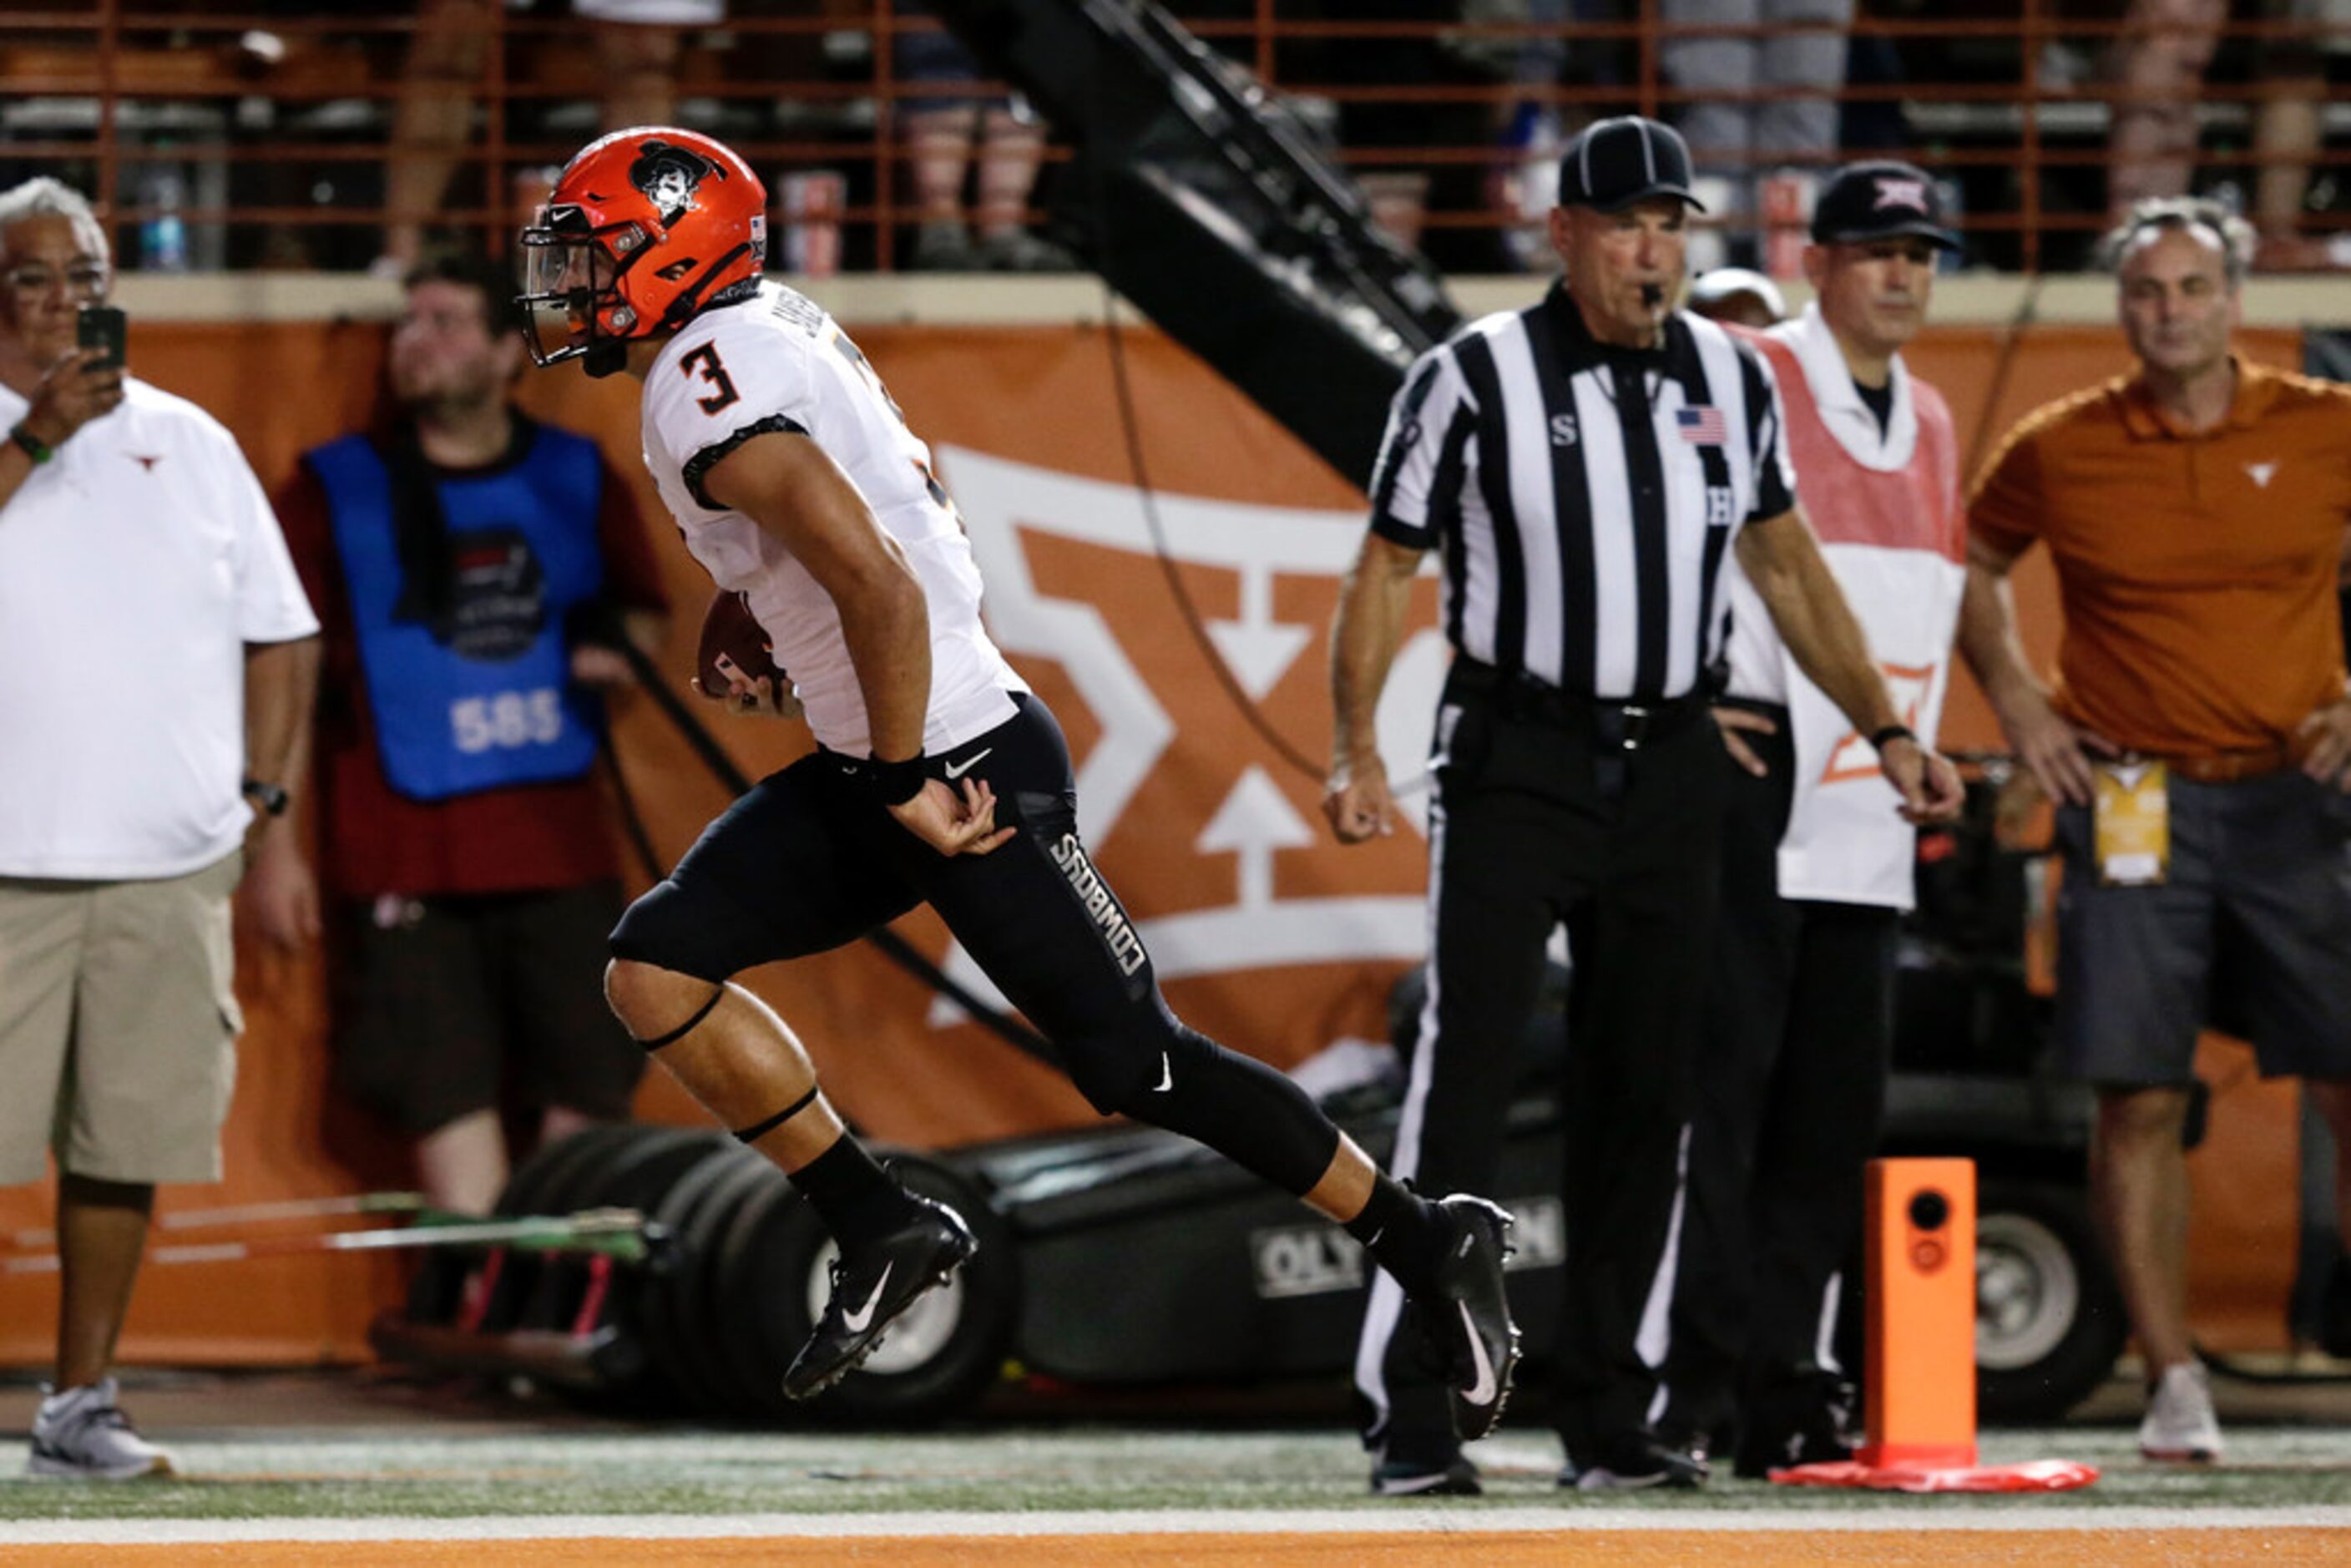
[
  {"x1": 380, "y1": 0, "x2": 721, "y2": 277},
  {"x1": 2106, "y1": 0, "x2": 2222, "y2": 219},
  {"x1": 1479, "y1": 0, "x2": 1645, "y2": 271},
  {"x1": 0, "y1": 178, "x2": 318, "y2": 1478},
  {"x1": 2246, "y1": 0, "x2": 2344, "y2": 269},
  {"x1": 1272, "y1": 0, "x2": 1500, "y2": 264},
  {"x1": 897, "y1": 4, "x2": 1077, "y2": 271},
  {"x1": 1686, "y1": 265, "x2": 1789, "y2": 326},
  {"x1": 1661, "y1": 0, "x2": 1854, "y2": 266},
  {"x1": 255, "y1": 253, "x2": 669, "y2": 1214},
  {"x1": 2107, "y1": 1, "x2": 2346, "y2": 266}
]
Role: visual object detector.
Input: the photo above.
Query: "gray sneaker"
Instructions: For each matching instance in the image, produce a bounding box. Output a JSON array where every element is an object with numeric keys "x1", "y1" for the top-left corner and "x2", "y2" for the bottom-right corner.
[
  {"x1": 28, "y1": 1378, "x2": 175, "y2": 1480},
  {"x1": 2137, "y1": 1362, "x2": 2222, "y2": 1462}
]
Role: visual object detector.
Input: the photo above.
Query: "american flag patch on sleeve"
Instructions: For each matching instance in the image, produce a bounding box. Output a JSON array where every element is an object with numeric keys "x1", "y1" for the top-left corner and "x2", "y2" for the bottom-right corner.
[{"x1": 1676, "y1": 406, "x2": 1727, "y2": 445}]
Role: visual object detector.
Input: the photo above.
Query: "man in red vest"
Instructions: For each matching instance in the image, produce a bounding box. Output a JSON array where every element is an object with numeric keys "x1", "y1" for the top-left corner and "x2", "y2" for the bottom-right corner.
[{"x1": 1657, "y1": 161, "x2": 1966, "y2": 1477}]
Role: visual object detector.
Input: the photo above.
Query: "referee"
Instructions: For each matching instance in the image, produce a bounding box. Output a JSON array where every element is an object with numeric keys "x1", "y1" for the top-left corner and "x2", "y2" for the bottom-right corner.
[{"x1": 1326, "y1": 116, "x2": 1964, "y2": 1495}]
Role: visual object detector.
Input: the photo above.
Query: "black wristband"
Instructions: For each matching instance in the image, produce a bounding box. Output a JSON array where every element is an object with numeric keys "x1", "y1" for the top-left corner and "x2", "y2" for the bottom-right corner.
[
  {"x1": 9, "y1": 423, "x2": 53, "y2": 464},
  {"x1": 869, "y1": 753, "x2": 928, "y2": 806},
  {"x1": 1869, "y1": 724, "x2": 1917, "y2": 752}
]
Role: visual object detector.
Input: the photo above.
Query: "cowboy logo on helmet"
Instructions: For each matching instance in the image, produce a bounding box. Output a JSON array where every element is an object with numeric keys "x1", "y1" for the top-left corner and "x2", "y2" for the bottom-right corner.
[{"x1": 629, "y1": 138, "x2": 720, "y2": 227}]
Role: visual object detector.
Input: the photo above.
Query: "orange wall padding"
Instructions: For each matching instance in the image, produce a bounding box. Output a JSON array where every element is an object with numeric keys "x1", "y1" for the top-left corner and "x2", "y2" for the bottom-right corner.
[{"x1": 0, "y1": 318, "x2": 2313, "y2": 1367}]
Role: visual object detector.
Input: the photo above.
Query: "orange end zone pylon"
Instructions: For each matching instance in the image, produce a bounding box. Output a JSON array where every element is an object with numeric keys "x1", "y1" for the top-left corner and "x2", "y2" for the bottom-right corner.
[{"x1": 1772, "y1": 1157, "x2": 2099, "y2": 1494}]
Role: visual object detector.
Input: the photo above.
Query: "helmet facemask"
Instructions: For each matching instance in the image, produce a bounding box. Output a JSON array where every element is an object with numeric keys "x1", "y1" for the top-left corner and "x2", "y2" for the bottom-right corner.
[{"x1": 515, "y1": 206, "x2": 650, "y2": 378}]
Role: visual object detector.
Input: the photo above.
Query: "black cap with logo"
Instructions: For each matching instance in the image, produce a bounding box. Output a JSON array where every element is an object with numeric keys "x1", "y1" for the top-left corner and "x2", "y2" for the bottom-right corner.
[
  {"x1": 1809, "y1": 160, "x2": 1962, "y2": 250},
  {"x1": 1556, "y1": 116, "x2": 1707, "y2": 213}
]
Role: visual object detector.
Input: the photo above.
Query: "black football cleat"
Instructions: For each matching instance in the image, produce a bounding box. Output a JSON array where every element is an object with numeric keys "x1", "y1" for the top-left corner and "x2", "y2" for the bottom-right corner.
[
  {"x1": 781, "y1": 1196, "x2": 977, "y2": 1402},
  {"x1": 1413, "y1": 1194, "x2": 1521, "y2": 1441}
]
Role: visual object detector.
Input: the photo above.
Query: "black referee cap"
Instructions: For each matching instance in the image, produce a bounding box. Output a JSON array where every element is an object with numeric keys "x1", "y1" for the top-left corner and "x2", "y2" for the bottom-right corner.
[
  {"x1": 1810, "y1": 161, "x2": 1962, "y2": 250},
  {"x1": 1557, "y1": 117, "x2": 1707, "y2": 214}
]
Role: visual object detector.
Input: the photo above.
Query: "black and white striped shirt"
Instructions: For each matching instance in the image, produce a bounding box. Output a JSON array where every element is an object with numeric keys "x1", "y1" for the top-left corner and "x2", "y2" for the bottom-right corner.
[{"x1": 1367, "y1": 285, "x2": 1796, "y2": 703}]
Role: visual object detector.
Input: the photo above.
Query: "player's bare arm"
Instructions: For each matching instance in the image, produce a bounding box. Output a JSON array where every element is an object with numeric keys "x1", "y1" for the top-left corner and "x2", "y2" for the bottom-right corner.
[
  {"x1": 1324, "y1": 532, "x2": 1423, "y2": 844},
  {"x1": 698, "y1": 428, "x2": 1009, "y2": 857},
  {"x1": 1737, "y1": 503, "x2": 1964, "y2": 822},
  {"x1": 1954, "y1": 528, "x2": 2107, "y2": 806}
]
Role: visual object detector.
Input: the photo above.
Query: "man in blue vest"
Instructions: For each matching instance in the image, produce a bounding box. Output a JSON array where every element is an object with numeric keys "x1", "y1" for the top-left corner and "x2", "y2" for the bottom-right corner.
[{"x1": 251, "y1": 251, "x2": 670, "y2": 1213}]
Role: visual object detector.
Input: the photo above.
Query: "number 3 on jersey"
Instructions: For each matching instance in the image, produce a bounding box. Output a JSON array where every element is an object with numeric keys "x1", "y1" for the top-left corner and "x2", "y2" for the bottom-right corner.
[{"x1": 678, "y1": 343, "x2": 740, "y2": 414}]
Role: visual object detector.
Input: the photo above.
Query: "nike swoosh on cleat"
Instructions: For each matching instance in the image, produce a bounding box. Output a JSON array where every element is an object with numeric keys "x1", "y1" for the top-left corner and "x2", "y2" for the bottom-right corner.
[
  {"x1": 1151, "y1": 1052, "x2": 1173, "y2": 1092},
  {"x1": 1459, "y1": 1301, "x2": 1498, "y2": 1408},
  {"x1": 943, "y1": 748, "x2": 993, "y2": 780},
  {"x1": 842, "y1": 1262, "x2": 893, "y2": 1333}
]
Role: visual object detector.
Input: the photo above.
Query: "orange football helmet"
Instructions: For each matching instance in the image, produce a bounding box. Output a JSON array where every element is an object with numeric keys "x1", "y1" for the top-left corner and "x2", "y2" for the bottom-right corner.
[{"x1": 517, "y1": 126, "x2": 766, "y2": 377}]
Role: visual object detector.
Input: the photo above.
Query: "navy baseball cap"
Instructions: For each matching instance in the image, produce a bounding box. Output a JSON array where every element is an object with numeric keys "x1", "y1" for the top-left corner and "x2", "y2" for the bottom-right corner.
[
  {"x1": 1810, "y1": 160, "x2": 1962, "y2": 250},
  {"x1": 1557, "y1": 117, "x2": 1707, "y2": 214}
]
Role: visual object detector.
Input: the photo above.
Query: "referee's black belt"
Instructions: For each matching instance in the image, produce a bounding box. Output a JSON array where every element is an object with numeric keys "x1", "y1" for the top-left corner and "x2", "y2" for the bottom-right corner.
[{"x1": 1444, "y1": 658, "x2": 1710, "y2": 752}]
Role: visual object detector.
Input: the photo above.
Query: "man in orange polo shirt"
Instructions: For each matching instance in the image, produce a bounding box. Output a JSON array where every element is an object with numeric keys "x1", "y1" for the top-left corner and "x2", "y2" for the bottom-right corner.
[{"x1": 1961, "y1": 196, "x2": 2351, "y2": 1463}]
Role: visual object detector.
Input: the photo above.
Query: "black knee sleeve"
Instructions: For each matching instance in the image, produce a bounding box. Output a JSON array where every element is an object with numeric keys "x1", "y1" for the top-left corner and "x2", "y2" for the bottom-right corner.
[
  {"x1": 1066, "y1": 1022, "x2": 1339, "y2": 1197},
  {"x1": 609, "y1": 880, "x2": 736, "y2": 984}
]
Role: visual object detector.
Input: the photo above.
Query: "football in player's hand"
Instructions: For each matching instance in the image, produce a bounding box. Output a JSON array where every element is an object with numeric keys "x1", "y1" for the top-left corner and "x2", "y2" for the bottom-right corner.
[{"x1": 694, "y1": 588, "x2": 786, "y2": 704}]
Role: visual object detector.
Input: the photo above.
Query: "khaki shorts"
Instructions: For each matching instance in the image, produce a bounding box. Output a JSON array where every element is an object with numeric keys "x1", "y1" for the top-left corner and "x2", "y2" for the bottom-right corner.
[{"x1": 0, "y1": 852, "x2": 243, "y2": 1185}]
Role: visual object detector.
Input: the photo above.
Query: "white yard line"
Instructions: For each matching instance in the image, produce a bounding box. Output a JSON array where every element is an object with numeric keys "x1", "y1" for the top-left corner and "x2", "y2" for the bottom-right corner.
[{"x1": 3, "y1": 1506, "x2": 2351, "y2": 1545}]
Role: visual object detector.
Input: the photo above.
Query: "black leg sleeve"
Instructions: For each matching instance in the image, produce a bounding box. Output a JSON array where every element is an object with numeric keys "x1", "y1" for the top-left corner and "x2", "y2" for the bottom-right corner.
[{"x1": 902, "y1": 700, "x2": 1343, "y2": 1198}]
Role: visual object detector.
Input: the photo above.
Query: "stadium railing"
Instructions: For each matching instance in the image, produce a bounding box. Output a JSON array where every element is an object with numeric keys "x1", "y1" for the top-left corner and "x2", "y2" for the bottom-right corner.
[{"x1": 0, "y1": 1, "x2": 2343, "y2": 275}]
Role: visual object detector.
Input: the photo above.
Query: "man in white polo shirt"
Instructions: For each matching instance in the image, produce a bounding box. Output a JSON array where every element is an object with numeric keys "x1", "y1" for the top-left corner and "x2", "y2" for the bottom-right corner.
[{"x1": 0, "y1": 178, "x2": 318, "y2": 1479}]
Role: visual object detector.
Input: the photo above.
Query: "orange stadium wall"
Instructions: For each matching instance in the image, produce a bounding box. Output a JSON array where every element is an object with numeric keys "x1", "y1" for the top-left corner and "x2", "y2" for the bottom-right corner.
[{"x1": 0, "y1": 316, "x2": 2315, "y2": 1368}]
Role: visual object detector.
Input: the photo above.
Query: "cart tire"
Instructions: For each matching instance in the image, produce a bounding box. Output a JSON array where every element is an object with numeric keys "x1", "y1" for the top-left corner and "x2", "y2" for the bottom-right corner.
[
  {"x1": 1975, "y1": 1179, "x2": 2126, "y2": 1421},
  {"x1": 670, "y1": 1154, "x2": 785, "y2": 1414},
  {"x1": 639, "y1": 1144, "x2": 763, "y2": 1414}
]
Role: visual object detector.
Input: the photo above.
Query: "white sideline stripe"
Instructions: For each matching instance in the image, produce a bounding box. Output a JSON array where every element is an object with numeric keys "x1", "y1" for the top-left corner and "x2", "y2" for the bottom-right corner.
[{"x1": 5, "y1": 1506, "x2": 2351, "y2": 1544}]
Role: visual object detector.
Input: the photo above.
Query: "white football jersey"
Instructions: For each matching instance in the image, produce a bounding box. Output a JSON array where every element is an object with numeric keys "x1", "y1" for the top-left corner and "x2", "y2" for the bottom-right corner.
[{"x1": 640, "y1": 281, "x2": 1024, "y2": 757}]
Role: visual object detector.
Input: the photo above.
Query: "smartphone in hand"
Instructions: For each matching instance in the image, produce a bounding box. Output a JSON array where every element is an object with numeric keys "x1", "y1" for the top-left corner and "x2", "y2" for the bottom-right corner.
[{"x1": 77, "y1": 304, "x2": 127, "y2": 372}]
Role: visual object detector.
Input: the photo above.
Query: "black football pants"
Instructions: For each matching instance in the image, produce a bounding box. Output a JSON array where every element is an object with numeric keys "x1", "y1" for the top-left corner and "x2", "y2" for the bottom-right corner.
[{"x1": 610, "y1": 694, "x2": 1342, "y2": 1199}]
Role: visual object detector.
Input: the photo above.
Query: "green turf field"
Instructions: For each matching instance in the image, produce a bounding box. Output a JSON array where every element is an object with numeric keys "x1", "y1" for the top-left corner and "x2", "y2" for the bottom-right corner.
[{"x1": 0, "y1": 1424, "x2": 2345, "y2": 1522}]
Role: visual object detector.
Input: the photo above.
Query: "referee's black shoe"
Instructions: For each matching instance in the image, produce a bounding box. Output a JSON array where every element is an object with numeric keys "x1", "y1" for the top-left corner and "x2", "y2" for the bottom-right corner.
[
  {"x1": 1412, "y1": 1194, "x2": 1521, "y2": 1440},
  {"x1": 1560, "y1": 1429, "x2": 1710, "y2": 1491},
  {"x1": 1371, "y1": 1449, "x2": 1483, "y2": 1497},
  {"x1": 782, "y1": 1195, "x2": 977, "y2": 1401}
]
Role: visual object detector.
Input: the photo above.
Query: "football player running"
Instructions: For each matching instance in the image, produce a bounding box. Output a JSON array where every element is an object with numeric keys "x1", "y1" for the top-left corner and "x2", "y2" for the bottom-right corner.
[{"x1": 515, "y1": 127, "x2": 1522, "y2": 1425}]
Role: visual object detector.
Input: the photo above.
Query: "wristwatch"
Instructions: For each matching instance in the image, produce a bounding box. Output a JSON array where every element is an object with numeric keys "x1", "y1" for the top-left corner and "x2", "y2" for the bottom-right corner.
[
  {"x1": 8, "y1": 423, "x2": 54, "y2": 464},
  {"x1": 241, "y1": 776, "x2": 291, "y2": 817}
]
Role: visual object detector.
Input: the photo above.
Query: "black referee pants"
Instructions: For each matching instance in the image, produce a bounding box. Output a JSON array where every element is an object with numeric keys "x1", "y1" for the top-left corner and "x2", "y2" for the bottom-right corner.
[
  {"x1": 1356, "y1": 671, "x2": 1727, "y2": 1465},
  {"x1": 1660, "y1": 711, "x2": 1894, "y2": 1439}
]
